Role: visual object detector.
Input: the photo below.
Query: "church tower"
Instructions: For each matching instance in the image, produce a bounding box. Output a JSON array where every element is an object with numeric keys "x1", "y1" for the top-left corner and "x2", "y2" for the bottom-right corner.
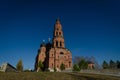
[
  {"x1": 53, "y1": 19, "x2": 65, "y2": 48},
  {"x1": 35, "y1": 19, "x2": 72, "y2": 72}
]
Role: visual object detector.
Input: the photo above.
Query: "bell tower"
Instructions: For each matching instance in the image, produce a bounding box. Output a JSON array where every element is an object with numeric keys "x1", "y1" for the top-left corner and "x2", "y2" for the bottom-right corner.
[
  {"x1": 53, "y1": 19, "x2": 65, "y2": 48},
  {"x1": 35, "y1": 19, "x2": 72, "y2": 71}
]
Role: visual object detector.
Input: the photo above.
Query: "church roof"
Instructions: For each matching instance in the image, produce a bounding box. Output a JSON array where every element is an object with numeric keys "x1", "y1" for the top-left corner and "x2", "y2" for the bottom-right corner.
[
  {"x1": 0, "y1": 63, "x2": 17, "y2": 72},
  {"x1": 40, "y1": 42, "x2": 46, "y2": 47}
]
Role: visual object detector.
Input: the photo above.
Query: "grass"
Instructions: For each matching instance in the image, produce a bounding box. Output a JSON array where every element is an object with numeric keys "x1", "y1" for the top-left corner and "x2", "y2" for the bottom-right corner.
[{"x1": 0, "y1": 72, "x2": 119, "y2": 80}]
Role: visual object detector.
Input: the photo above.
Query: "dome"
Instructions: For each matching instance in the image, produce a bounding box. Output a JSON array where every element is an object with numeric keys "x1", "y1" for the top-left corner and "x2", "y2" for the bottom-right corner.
[{"x1": 40, "y1": 42, "x2": 46, "y2": 47}]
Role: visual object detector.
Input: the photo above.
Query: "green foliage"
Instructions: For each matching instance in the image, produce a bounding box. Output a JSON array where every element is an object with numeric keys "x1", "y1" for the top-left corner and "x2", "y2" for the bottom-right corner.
[
  {"x1": 109, "y1": 60, "x2": 116, "y2": 69},
  {"x1": 16, "y1": 59, "x2": 23, "y2": 72},
  {"x1": 54, "y1": 67, "x2": 56, "y2": 72},
  {"x1": 102, "y1": 60, "x2": 120, "y2": 69},
  {"x1": 60, "y1": 63, "x2": 65, "y2": 71},
  {"x1": 38, "y1": 61, "x2": 44, "y2": 71},
  {"x1": 78, "y1": 59, "x2": 88, "y2": 69},
  {"x1": 102, "y1": 60, "x2": 109, "y2": 69},
  {"x1": 73, "y1": 64, "x2": 80, "y2": 71},
  {"x1": 83, "y1": 61, "x2": 88, "y2": 69},
  {"x1": 116, "y1": 60, "x2": 120, "y2": 68}
]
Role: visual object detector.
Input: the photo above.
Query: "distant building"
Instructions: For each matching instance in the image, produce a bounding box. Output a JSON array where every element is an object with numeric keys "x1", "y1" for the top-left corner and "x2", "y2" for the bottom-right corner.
[
  {"x1": 0, "y1": 63, "x2": 17, "y2": 72},
  {"x1": 35, "y1": 19, "x2": 72, "y2": 72},
  {"x1": 88, "y1": 61, "x2": 95, "y2": 69}
]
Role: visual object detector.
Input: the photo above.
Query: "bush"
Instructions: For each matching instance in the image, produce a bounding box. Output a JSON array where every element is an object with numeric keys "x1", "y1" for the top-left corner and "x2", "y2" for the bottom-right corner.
[
  {"x1": 38, "y1": 61, "x2": 44, "y2": 71},
  {"x1": 73, "y1": 64, "x2": 80, "y2": 71},
  {"x1": 16, "y1": 59, "x2": 23, "y2": 72},
  {"x1": 78, "y1": 59, "x2": 88, "y2": 69},
  {"x1": 54, "y1": 68, "x2": 56, "y2": 72},
  {"x1": 60, "y1": 63, "x2": 65, "y2": 71}
]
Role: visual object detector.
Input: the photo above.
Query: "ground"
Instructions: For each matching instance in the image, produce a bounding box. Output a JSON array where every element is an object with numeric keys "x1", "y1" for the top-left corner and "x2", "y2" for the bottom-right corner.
[{"x1": 0, "y1": 72, "x2": 119, "y2": 80}]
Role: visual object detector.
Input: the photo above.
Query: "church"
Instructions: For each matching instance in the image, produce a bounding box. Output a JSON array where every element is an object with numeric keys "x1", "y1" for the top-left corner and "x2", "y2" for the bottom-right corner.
[{"x1": 35, "y1": 19, "x2": 72, "y2": 72}]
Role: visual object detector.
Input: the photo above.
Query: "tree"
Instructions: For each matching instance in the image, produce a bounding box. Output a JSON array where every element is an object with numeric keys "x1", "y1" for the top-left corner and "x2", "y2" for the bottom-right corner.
[
  {"x1": 78, "y1": 59, "x2": 88, "y2": 69},
  {"x1": 78, "y1": 59, "x2": 85, "y2": 69},
  {"x1": 102, "y1": 60, "x2": 109, "y2": 69},
  {"x1": 60, "y1": 63, "x2": 65, "y2": 71},
  {"x1": 38, "y1": 60, "x2": 44, "y2": 71},
  {"x1": 54, "y1": 67, "x2": 56, "y2": 72},
  {"x1": 16, "y1": 59, "x2": 23, "y2": 72},
  {"x1": 116, "y1": 60, "x2": 120, "y2": 69},
  {"x1": 73, "y1": 64, "x2": 80, "y2": 71},
  {"x1": 83, "y1": 61, "x2": 88, "y2": 69},
  {"x1": 109, "y1": 60, "x2": 116, "y2": 69}
]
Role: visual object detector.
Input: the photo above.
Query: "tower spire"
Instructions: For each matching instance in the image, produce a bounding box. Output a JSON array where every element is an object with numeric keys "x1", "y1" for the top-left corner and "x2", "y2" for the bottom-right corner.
[
  {"x1": 53, "y1": 19, "x2": 65, "y2": 48},
  {"x1": 56, "y1": 18, "x2": 60, "y2": 24},
  {"x1": 48, "y1": 37, "x2": 51, "y2": 42}
]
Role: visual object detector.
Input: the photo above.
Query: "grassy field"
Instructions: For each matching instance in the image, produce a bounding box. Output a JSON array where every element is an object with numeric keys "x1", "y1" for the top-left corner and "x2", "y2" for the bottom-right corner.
[{"x1": 0, "y1": 72, "x2": 120, "y2": 80}]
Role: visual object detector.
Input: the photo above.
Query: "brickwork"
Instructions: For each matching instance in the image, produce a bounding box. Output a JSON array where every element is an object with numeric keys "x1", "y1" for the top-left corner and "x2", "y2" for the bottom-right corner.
[{"x1": 35, "y1": 19, "x2": 72, "y2": 71}]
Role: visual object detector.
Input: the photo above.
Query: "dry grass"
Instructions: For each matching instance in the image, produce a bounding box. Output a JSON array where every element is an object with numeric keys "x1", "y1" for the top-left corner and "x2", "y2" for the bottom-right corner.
[
  {"x1": 68, "y1": 72, "x2": 120, "y2": 80},
  {"x1": 0, "y1": 72, "x2": 119, "y2": 80}
]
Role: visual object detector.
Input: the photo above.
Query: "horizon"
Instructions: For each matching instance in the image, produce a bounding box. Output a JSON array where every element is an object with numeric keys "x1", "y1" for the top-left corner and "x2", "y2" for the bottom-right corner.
[{"x1": 0, "y1": 0, "x2": 120, "y2": 70}]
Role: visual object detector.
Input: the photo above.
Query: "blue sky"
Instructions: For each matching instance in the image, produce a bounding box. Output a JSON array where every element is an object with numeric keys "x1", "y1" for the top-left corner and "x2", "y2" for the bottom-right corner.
[{"x1": 0, "y1": 0, "x2": 120, "y2": 69}]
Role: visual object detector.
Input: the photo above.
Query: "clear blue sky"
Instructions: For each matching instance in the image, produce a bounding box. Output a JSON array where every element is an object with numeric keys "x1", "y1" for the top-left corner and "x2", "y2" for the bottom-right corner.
[{"x1": 0, "y1": 0, "x2": 120, "y2": 69}]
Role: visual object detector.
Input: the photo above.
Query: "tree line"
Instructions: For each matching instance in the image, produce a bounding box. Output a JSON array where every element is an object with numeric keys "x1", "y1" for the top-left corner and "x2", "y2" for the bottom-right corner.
[
  {"x1": 73, "y1": 56, "x2": 98, "y2": 71},
  {"x1": 102, "y1": 60, "x2": 120, "y2": 69},
  {"x1": 15, "y1": 58, "x2": 120, "y2": 72},
  {"x1": 73, "y1": 58, "x2": 88, "y2": 71}
]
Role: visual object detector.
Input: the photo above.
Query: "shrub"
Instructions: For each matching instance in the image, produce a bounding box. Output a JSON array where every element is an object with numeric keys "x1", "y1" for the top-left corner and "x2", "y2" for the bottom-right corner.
[
  {"x1": 73, "y1": 64, "x2": 80, "y2": 71},
  {"x1": 16, "y1": 59, "x2": 23, "y2": 72}
]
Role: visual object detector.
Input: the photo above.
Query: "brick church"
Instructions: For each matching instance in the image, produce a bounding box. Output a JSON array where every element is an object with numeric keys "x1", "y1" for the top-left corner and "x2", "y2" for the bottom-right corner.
[{"x1": 35, "y1": 19, "x2": 72, "y2": 72}]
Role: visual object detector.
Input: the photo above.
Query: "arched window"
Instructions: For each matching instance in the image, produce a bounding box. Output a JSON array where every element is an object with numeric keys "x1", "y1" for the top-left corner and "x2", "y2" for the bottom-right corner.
[
  {"x1": 57, "y1": 65, "x2": 59, "y2": 68},
  {"x1": 52, "y1": 63, "x2": 53, "y2": 68},
  {"x1": 60, "y1": 52, "x2": 64, "y2": 55},
  {"x1": 59, "y1": 32, "x2": 61, "y2": 35},
  {"x1": 52, "y1": 54, "x2": 53, "y2": 57},
  {"x1": 56, "y1": 41, "x2": 58, "y2": 47},
  {"x1": 69, "y1": 62, "x2": 71, "y2": 67},
  {"x1": 60, "y1": 41, "x2": 62, "y2": 47},
  {"x1": 56, "y1": 28, "x2": 59, "y2": 30},
  {"x1": 56, "y1": 32, "x2": 58, "y2": 36}
]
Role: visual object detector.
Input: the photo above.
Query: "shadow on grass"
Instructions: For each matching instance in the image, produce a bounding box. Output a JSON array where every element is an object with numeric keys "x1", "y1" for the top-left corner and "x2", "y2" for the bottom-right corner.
[
  {"x1": 66, "y1": 73, "x2": 98, "y2": 80},
  {"x1": 0, "y1": 72, "x2": 119, "y2": 80},
  {"x1": 66, "y1": 72, "x2": 120, "y2": 80}
]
